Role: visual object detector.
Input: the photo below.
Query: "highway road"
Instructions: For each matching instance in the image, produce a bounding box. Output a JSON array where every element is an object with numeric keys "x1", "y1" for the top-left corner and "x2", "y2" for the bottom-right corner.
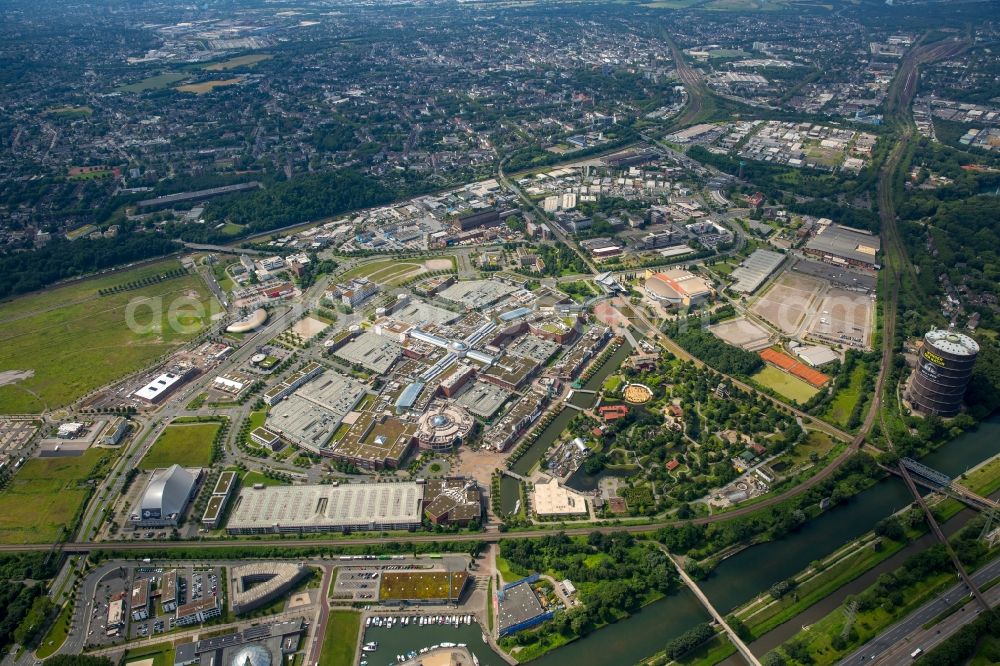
[{"x1": 838, "y1": 555, "x2": 1000, "y2": 665}]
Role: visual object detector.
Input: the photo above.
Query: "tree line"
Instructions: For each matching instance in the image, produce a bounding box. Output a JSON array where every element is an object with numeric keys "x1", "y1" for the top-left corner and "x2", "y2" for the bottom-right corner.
[{"x1": 0, "y1": 234, "x2": 181, "y2": 299}]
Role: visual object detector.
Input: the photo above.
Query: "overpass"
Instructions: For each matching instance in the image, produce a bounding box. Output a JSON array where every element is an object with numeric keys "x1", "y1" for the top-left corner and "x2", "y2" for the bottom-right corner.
[
  {"x1": 880, "y1": 459, "x2": 999, "y2": 513},
  {"x1": 895, "y1": 462, "x2": 989, "y2": 612},
  {"x1": 665, "y1": 551, "x2": 762, "y2": 666}
]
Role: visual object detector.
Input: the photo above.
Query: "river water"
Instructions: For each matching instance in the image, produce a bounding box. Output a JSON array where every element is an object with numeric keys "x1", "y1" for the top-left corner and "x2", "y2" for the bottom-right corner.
[
  {"x1": 393, "y1": 343, "x2": 999, "y2": 666},
  {"x1": 538, "y1": 418, "x2": 998, "y2": 666}
]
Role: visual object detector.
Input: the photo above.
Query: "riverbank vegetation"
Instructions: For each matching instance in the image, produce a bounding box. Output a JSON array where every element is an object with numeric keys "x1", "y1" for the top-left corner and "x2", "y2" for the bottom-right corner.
[
  {"x1": 496, "y1": 532, "x2": 678, "y2": 661},
  {"x1": 772, "y1": 513, "x2": 1000, "y2": 665},
  {"x1": 654, "y1": 453, "x2": 881, "y2": 573}
]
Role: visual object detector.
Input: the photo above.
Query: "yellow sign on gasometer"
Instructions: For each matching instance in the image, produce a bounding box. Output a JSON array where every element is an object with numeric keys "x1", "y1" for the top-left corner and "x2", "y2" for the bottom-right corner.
[{"x1": 924, "y1": 350, "x2": 946, "y2": 367}]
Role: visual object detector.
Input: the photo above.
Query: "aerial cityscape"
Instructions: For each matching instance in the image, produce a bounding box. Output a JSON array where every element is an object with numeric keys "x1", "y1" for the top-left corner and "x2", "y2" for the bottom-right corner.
[{"x1": 0, "y1": 1, "x2": 998, "y2": 666}]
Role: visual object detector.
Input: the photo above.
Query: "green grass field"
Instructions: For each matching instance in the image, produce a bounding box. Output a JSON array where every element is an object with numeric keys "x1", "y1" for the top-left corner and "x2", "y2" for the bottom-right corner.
[
  {"x1": 140, "y1": 422, "x2": 221, "y2": 470},
  {"x1": 752, "y1": 365, "x2": 819, "y2": 404},
  {"x1": 0, "y1": 259, "x2": 219, "y2": 414},
  {"x1": 319, "y1": 611, "x2": 361, "y2": 666},
  {"x1": 242, "y1": 470, "x2": 289, "y2": 487},
  {"x1": 118, "y1": 72, "x2": 187, "y2": 93},
  {"x1": 0, "y1": 448, "x2": 108, "y2": 544},
  {"x1": 823, "y1": 365, "x2": 866, "y2": 427},
  {"x1": 123, "y1": 641, "x2": 176, "y2": 666}
]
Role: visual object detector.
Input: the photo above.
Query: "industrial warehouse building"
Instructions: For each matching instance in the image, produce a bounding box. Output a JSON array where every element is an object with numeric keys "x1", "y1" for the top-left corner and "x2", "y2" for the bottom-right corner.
[
  {"x1": 496, "y1": 576, "x2": 554, "y2": 637},
  {"x1": 130, "y1": 464, "x2": 201, "y2": 527},
  {"x1": 226, "y1": 482, "x2": 425, "y2": 534},
  {"x1": 729, "y1": 249, "x2": 785, "y2": 294},
  {"x1": 803, "y1": 223, "x2": 880, "y2": 272}
]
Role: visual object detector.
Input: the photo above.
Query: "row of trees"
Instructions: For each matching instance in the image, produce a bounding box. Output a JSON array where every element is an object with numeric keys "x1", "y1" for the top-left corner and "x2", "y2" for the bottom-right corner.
[{"x1": 0, "y1": 234, "x2": 181, "y2": 299}]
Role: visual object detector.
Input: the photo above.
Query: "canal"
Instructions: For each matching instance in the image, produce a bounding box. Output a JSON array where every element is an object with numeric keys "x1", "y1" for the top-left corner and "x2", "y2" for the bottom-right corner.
[
  {"x1": 508, "y1": 342, "x2": 633, "y2": 478},
  {"x1": 533, "y1": 417, "x2": 1000, "y2": 666},
  {"x1": 376, "y1": 420, "x2": 998, "y2": 666},
  {"x1": 499, "y1": 476, "x2": 521, "y2": 516},
  {"x1": 480, "y1": 323, "x2": 999, "y2": 666}
]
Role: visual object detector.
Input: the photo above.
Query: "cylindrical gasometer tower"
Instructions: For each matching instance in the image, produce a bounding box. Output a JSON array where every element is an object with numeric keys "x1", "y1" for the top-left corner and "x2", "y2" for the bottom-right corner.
[{"x1": 909, "y1": 329, "x2": 979, "y2": 417}]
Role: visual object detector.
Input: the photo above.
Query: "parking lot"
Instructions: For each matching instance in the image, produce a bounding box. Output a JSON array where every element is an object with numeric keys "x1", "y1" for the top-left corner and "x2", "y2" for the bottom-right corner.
[
  {"x1": 83, "y1": 564, "x2": 223, "y2": 649},
  {"x1": 751, "y1": 272, "x2": 826, "y2": 336},
  {"x1": 330, "y1": 558, "x2": 468, "y2": 602}
]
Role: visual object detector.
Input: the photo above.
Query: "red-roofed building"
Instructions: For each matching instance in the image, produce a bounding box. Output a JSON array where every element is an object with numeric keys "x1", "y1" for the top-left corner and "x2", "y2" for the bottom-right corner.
[
  {"x1": 598, "y1": 405, "x2": 629, "y2": 421},
  {"x1": 665, "y1": 459, "x2": 680, "y2": 472}
]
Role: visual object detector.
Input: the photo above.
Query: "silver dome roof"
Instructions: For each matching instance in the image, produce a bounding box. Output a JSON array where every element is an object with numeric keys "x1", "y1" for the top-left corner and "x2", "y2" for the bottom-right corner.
[
  {"x1": 231, "y1": 645, "x2": 271, "y2": 666},
  {"x1": 141, "y1": 464, "x2": 196, "y2": 518}
]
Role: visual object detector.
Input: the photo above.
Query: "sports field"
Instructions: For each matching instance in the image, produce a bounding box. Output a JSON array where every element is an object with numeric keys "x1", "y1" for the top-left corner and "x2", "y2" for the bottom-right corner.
[
  {"x1": 751, "y1": 365, "x2": 819, "y2": 404},
  {"x1": 139, "y1": 421, "x2": 221, "y2": 470},
  {"x1": 0, "y1": 448, "x2": 108, "y2": 544},
  {"x1": 319, "y1": 610, "x2": 361, "y2": 666},
  {"x1": 337, "y1": 257, "x2": 455, "y2": 286},
  {"x1": 0, "y1": 259, "x2": 219, "y2": 414}
]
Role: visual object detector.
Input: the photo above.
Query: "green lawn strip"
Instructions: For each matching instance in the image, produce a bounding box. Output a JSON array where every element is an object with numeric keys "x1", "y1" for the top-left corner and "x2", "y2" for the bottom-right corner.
[
  {"x1": 248, "y1": 409, "x2": 268, "y2": 431},
  {"x1": 740, "y1": 536, "x2": 907, "y2": 637},
  {"x1": 956, "y1": 456, "x2": 1000, "y2": 497},
  {"x1": 140, "y1": 422, "x2": 221, "y2": 469},
  {"x1": 242, "y1": 470, "x2": 290, "y2": 487},
  {"x1": 495, "y1": 555, "x2": 526, "y2": 585},
  {"x1": 487, "y1": 577, "x2": 494, "y2": 632},
  {"x1": 789, "y1": 571, "x2": 955, "y2": 665},
  {"x1": 319, "y1": 610, "x2": 361, "y2": 666},
  {"x1": 35, "y1": 600, "x2": 73, "y2": 658},
  {"x1": 123, "y1": 640, "x2": 176, "y2": 666}
]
